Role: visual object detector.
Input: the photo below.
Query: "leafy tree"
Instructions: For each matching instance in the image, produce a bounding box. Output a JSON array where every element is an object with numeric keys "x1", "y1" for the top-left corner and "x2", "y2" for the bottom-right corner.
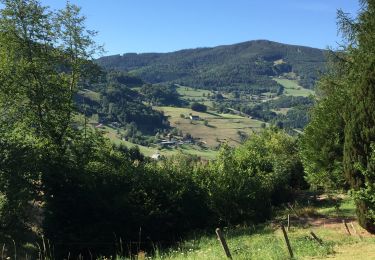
[
  {"x1": 0, "y1": 0, "x2": 100, "y2": 243},
  {"x1": 199, "y1": 129, "x2": 304, "y2": 225},
  {"x1": 191, "y1": 102, "x2": 207, "y2": 112}
]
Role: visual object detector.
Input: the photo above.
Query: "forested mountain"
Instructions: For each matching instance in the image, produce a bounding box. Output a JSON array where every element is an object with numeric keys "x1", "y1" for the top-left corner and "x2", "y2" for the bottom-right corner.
[{"x1": 97, "y1": 40, "x2": 326, "y2": 90}]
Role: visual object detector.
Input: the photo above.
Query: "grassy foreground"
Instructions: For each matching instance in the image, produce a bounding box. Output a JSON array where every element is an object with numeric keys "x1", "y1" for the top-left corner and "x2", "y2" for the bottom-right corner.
[{"x1": 118, "y1": 195, "x2": 375, "y2": 260}]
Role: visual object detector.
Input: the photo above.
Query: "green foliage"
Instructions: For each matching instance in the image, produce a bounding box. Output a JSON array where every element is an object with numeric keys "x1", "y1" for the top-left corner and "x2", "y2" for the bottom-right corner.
[
  {"x1": 190, "y1": 102, "x2": 207, "y2": 112},
  {"x1": 140, "y1": 84, "x2": 187, "y2": 106},
  {"x1": 0, "y1": 1, "x2": 308, "y2": 258},
  {"x1": 12, "y1": 127, "x2": 302, "y2": 258},
  {"x1": 107, "y1": 70, "x2": 144, "y2": 87},
  {"x1": 0, "y1": 0, "x2": 103, "y2": 253},
  {"x1": 234, "y1": 96, "x2": 314, "y2": 129},
  {"x1": 351, "y1": 144, "x2": 375, "y2": 225},
  {"x1": 0, "y1": 0, "x2": 99, "y2": 241},
  {"x1": 144, "y1": 225, "x2": 337, "y2": 260},
  {"x1": 75, "y1": 71, "x2": 171, "y2": 137},
  {"x1": 340, "y1": 1, "x2": 375, "y2": 232},
  {"x1": 195, "y1": 129, "x2": 305, "y2": 225},
  {"x1": 100, "y1": 83, "x2": 168, "y2": 133},
  {"x1": 0, "y1": 127, "x2": 44, "y2": 240},
  {"x1": 301, "y1": 0, "x2": 375, "y2": 232},
  {"x1": 300, "y1": 73, "x2": 347, "y2": 189}
]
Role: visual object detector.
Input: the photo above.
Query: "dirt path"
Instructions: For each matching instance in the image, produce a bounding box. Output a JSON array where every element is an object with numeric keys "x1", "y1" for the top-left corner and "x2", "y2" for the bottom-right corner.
[{"x1": 301, "y1": 216, "x2": 375, "y2": 259}]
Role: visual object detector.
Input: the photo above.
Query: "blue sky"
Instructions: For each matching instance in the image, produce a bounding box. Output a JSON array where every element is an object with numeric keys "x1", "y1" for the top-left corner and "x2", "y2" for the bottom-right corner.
[{"x1": 40, "y1": 0, "x2": 360, "y2": 56}]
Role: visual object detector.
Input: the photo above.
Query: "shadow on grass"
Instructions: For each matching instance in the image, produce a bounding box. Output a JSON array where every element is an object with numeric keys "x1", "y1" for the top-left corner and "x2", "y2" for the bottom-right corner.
[{"x1": 205, "y1": 111, "x2": 221, "y2": 117}]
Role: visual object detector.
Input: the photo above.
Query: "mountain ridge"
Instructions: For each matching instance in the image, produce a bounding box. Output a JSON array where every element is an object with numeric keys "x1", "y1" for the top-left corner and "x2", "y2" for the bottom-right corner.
[
  {"x1": 97, "y1": 39, "x2": 327, "y2": 90},
  {"x1": 103, "y1": 39, "x2": 324, "y2": 56}
]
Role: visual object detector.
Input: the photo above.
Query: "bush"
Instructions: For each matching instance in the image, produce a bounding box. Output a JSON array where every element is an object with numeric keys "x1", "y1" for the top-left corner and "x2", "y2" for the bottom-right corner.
[
  {"x1": 2, "y1": 128, "x2": 303, "y2": 258},
  {"x1": 190, "y1": 102, "x2": 207, "y2": 112}
]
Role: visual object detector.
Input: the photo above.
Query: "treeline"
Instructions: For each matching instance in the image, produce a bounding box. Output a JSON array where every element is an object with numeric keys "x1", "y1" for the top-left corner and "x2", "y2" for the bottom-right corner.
[{"x1": 214, "y1": 96, "x2": 314, "y2": 129}]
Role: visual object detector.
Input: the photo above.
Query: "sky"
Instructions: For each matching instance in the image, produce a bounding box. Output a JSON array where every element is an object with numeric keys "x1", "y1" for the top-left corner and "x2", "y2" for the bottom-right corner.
[{"x1": 40, "y1": 0, "x2": 361, "y2": 56}]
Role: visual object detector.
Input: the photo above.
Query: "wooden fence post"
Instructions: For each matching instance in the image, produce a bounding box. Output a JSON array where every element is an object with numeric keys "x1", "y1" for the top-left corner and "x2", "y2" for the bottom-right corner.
[
  {"x1": 287, "y1": 214, "x2": 290, "y2": 231},
  {"x1": 288, "y1": 203, "x2": 299, "y2": 217},
  {"x1": 342, "y1": 220, "x2": 351, "y2": 235},
  {"x1": 310, "y1": 231, "x2": 323, "y2": 245},
  {"x1": 280, "y1": 224, "x2": 294, "y2": 258},
  {"x1": 215, "y1": 228, "x2": 232, "y2": 259},
  {"x1": 350, "y1": 222, "x2": 362, "y2": 240}
]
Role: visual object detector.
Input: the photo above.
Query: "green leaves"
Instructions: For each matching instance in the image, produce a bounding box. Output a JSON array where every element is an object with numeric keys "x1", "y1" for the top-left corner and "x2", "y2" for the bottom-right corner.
[{"x1": 302, "y1": 1, "x2": 375, "y2": 232}]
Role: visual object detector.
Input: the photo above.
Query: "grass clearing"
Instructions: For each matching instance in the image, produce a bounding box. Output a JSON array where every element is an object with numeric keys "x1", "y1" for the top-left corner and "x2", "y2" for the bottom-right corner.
[
  {"x1": 176, "y1": 85, "x2": 212, "y2": 98},
  {"x1": 274, "y1": 78, "x2": 315, "y2": 97},
  {"x1": 155, "y1": 106, "x2": 264, "y2": 147},
  {"x1": 176, "y1": 85, "x2": 215, "y2": 108}
]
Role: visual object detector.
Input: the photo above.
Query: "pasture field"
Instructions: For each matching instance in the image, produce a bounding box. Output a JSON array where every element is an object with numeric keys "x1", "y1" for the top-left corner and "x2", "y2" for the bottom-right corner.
[
  {"x1": 155, "y1": 106, "x2": 264, "y2": 147},
  {"x1": 176, "y1": 85, "x2": 212, "y2": 99},
  {"x1": 102, "y1": 124, "x2": 218, "y2": 159},
  {"x1": 75, "y1": 112, "x2": 219, "y2": 160},
  {"x1": 274, "y1": 78, "x2": 315, "y2": 97},
  {"x1": 176, "y1": 85, "x2": 214, "y2": 107}
]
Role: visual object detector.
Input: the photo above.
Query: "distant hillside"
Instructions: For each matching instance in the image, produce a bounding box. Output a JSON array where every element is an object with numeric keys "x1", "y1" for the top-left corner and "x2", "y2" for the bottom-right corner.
[{"x1": 97, "y1": 40, "x2": 327, "y2": 90}]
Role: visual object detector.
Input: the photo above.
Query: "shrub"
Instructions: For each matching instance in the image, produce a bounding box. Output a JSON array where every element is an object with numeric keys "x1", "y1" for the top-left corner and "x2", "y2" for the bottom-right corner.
[{"x1": 190, "y1": 102, "x2": 207, "y2": 112}]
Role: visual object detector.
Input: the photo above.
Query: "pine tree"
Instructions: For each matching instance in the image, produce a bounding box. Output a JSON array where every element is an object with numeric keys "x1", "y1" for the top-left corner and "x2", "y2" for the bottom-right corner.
[
  {"x1": 341, "y1": 0, "x2": 375, "y2": 232},
  {"x1": 302, "y1": 0, "x2": 375, "y2": 232}
]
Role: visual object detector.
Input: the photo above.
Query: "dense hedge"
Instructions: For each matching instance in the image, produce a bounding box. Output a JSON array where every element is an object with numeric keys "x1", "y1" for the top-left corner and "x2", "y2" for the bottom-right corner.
[{"x1": 39, "y1": 129, "x2": 304, "y2": 257}]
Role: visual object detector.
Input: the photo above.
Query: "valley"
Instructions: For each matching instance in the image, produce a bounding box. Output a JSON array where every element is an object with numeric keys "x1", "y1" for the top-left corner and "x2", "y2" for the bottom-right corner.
[
  {"x1": 78, "y1": 76, "x2": 314, "y2": 159},
  {"x1": 85, "y1": 40, "x2": 321, "y2": 160}
]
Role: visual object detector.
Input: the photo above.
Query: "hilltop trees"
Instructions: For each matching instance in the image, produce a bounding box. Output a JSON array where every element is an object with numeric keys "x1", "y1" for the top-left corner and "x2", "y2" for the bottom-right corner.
[{"x1": 97, "y1": 40, "x2": 326, "y2": 90}]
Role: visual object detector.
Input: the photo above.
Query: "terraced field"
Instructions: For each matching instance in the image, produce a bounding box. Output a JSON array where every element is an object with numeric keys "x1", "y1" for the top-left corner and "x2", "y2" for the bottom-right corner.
[
  {"x1": 155, "y1": 106, "x2": 265, "y2": 147},
  {"x1": 176, "y1": 85, "x2": 213, "y2": 107}
]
